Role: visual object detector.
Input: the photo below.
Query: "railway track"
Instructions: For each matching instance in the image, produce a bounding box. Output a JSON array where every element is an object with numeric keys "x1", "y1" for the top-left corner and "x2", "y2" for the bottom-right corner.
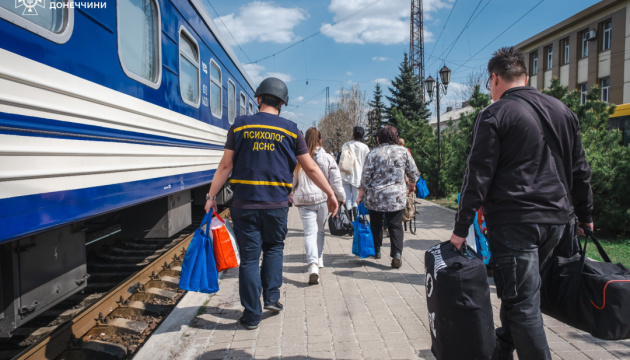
[{"x1": 1, "y1": 207, "x2": 227, "y2": 360}]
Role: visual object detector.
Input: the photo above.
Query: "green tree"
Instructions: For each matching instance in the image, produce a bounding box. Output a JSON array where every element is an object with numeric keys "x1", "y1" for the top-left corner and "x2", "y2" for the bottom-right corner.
[
  {"x1": 386, "y1": 53, "x2": 431, "y2": 135},
  {"x1": 543, "y1": 78, "x2": 630, "y2": 233},
  {"x1": 367, "y1": 83, "x2": 387, "y2": 146},
  {"x1": 442, "y1": 85, "x2": 491, "y2": 194},
  {"x1": 393, "y1": 108, "x2": 441, "y2": 194}
]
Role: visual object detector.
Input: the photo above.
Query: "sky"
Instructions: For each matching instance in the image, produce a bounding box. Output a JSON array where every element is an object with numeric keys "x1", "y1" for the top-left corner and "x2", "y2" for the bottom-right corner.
[{"x1": 202, "y1": 0, "x2": 601, "y2": 132}]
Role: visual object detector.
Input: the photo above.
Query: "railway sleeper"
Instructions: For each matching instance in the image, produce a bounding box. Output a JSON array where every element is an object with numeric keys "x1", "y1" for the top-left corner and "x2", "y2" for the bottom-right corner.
[
  {"x1": 58, "y1": 339, "x2": 128, "y2": 360},
  {"x1": 96, "y1": 253, "x2": 161, "y2": 264},
  {"x1": 110, "y1": 246, "x2": 166, "y2": 257},
  {"x1": 146, "y1": 275, "x2": 180, "y2": 291},
  {"x1": 87, "y1": 271, "x2": 132, "y2": 283},
  {"x1": 129, "y1": 287, "x2": 179, "y2": 304},
  {"x1": 87, "y1": 318, "x2": 149, "y2": 338},
  {"x1": 111, "y1": 301, "x2": 169, "y2": 318},
  {"x1": 88, "y1": 261, "x2": 145, "y2": 272}
]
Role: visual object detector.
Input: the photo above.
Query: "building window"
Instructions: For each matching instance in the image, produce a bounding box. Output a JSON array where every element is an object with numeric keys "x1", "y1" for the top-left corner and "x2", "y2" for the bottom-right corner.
[
  {"x1": 117, "y1": 0, "x2": 161, "y2": 88},
  {"x1": 227, "y1": 80, "x2": 236, "y2": 124},
  {"x1": 580, "y1": 83, "x2": 588, "y2": 104},
  {"x1": 561, "y1": 38, "x2": 570, "y2": 65},
  {"x1": 248, "y1": 101, "x2": 254, "y2": 115},
  {"x1": 209, "y1": 60, "x2": 222, "y2": 118},
  {"x1": 601, "y1": 78, "x2": 610, "y2": 102},
  {"x1": 530, "y1": 52, "x2": 538, "y2": 75},
  {"x1": 179, "y1": 28, "x2": 200, "y2": 107},
  {"x1": 240, "y1": 93, "x2": 247, "y2": 116},
  {"x1": 580, "y1": 30, "x2": 589, "y2": 58},
  {"x1": 545, "y1": 45, "x2": 553, "y2": 70},
  {"x1": 602, "y1": 20, "x2": 612, "y2": 51}
]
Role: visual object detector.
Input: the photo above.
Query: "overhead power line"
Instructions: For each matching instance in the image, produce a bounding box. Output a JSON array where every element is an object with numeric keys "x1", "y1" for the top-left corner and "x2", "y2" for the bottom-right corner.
[
  {"x1": 429, "y1": 0, "x2": 458, "y2": 56},
  {"x1": 453, "y1": 0, "x2": 546, "y2": 73},
  {"x1": 427, "y1": 0, "x2": 484, "y2": 70},
  {"x1": 203, "y1": 0, "x2": 253, "y2": 64}
]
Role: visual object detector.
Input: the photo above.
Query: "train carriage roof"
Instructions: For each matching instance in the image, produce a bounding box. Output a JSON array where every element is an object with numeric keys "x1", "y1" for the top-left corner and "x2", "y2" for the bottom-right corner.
[{"x1": 189, "y1": 0, "x2": 256, "y2": 91}]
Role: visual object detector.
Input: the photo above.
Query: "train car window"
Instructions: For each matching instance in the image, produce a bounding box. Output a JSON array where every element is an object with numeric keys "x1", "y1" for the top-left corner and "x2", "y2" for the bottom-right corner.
[
  {"x1": 248, "y1": 101, "x2": 254, "y2": 115},
  {"x1": 117, "y1": 0, "x2": 161, "y2": 89},
  {"x1": 0, "y1": 0, "x2": 73, "y2": 43},
  {"x1": 209, "y1": 59, "x2": 222, "y2": 118},
  {"x1": 240, "y1": 92, "x2": 247, "y2": 116},
  {"x1": 179, "y1": 27, "x2": 200, "y2": 108},
  {"x1": 227, "y1": 79, "x2": 236, "y2": 124}
]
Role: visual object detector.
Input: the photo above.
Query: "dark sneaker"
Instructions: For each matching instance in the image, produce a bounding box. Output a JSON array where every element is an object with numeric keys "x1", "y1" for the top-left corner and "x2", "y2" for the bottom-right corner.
[
  {"x1": 263, "y1": 301, "x2": 283, "y2": 312},
  {"x1": 239, "y1": 317, "x2": 259, "y2": 330},
  {"x1": 391, "y1": 252, "x2": 402, "y2": 269},
  {"x1": 373, "y1": 248, "x2": 381, "y2": 259}
]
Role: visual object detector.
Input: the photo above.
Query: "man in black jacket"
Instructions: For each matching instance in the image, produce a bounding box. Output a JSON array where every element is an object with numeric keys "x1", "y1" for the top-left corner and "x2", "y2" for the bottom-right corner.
[{"x1": 450, "y1": 47, "x2": 593, "y2": 360}]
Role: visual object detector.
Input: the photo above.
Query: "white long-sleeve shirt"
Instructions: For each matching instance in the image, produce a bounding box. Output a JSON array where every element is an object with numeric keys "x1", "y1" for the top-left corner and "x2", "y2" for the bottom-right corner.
[{"x1": 340, "y1": 140, "x2": 369, "y2": 187}]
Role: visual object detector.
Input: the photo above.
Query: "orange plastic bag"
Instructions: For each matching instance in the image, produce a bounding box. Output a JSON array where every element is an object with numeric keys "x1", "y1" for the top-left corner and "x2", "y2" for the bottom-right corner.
[{"x1": 210, "y1": 211, "x2": 240, "y2": 272}]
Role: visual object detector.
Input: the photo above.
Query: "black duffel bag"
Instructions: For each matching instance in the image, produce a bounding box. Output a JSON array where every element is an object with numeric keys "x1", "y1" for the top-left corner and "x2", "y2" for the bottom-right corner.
[
  {"x1": 328, "y1": 205, "x2": 353, "y2": 236},
  {"x1": 425, "y1": 241, "x2": 495, "y2": 360},
  {"x1": 541, "y1": 231, "x2": 630, "y2": 340}
]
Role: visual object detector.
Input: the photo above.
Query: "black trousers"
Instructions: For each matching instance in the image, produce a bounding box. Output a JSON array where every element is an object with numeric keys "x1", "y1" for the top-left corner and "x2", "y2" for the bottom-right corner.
[
  {"x1": 490, "y1": 223, "x2": 564, "y2": 360},
  {"x1": 368, "y1": 209, "x2": 404, "y2": 256}
]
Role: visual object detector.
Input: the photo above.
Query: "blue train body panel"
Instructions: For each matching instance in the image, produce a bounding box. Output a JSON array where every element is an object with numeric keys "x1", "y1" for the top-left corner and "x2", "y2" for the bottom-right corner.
[{"x1": 0, "y1": 0, "x2": 255, "y2": 243}]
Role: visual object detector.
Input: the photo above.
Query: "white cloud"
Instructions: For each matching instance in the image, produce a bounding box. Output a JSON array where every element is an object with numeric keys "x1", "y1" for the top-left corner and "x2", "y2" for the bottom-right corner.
[
  {"x1": 372, "y1": 56, "x2": 389, "y2": 61},
  {"x1": 216, "y1": 1, "x2": 308, "y2": 45},
  {"x1": 373, "y1": 78, "x2": 391, "y2": 86},
  {"x1": 320, "y1": 0, "x2": 451, "y2": 45},
  {"x1": 347, "y1": 71, "x2": 353, "y2": 76},
  {"x1": 294, "y1": 96, "x2": 304, "y2": 103},
  {"x1": 243, "y1": 64, "x2": 293, "y2": 86}
]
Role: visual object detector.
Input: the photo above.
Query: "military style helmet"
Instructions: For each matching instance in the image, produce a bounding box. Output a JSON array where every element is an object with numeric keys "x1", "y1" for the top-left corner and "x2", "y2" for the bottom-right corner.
[{"x1": 254, "y1": 77, "x2": 289, "y2": 106}]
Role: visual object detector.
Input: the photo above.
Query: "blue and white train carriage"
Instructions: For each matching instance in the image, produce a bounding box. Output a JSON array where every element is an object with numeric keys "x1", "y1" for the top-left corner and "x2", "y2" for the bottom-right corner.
[{"x1": 0, "y1": 0, "x2": 253, "y2": 336}]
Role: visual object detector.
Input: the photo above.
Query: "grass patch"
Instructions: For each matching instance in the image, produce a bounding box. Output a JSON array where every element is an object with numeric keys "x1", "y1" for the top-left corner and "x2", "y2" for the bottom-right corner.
[
  {"x1": 581, "y1": 236, "x2": 630, "y2": 269},
  {"x1": 196, "y1": 298, "x2": 210, "y2": 316},
  {"x1": 428, "y1": 193, "x2": 459, "y2": 211}
]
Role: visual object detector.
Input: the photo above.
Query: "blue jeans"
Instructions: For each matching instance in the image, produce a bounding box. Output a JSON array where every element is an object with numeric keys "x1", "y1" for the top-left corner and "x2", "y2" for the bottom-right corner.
[
  {"x1": 230, "y1": 207, "x2": 288, "y2": 324},
  {"x1": 489, "y1": 223, "x2": 564, "y2": 360}
]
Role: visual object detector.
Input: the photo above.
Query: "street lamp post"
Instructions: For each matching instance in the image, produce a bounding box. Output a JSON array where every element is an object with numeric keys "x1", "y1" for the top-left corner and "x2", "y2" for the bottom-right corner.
[{"x1": 425, "y1": 65, "x2": 452, "y2": 197}]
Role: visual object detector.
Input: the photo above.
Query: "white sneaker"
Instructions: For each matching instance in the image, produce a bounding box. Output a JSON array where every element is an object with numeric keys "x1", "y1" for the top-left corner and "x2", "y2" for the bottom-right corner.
[
  {"x1": 318, "y1": 256, "x2": 324, "y2": 268},
  {"x1": 308, "y1": 264, "x2": 319, "y2": 284}
]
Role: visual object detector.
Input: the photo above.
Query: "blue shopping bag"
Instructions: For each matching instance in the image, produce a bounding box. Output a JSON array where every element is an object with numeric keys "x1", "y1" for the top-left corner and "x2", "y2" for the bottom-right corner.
[
  {"x1": 352, "y1": 203, "x2": 375, "y2": 258},
  {"x1": 179, "y1": 213, "x2": 220, "y2": 293},
  {"x1": 417, "y1": 175, "x2": 430, "y2": 199}
]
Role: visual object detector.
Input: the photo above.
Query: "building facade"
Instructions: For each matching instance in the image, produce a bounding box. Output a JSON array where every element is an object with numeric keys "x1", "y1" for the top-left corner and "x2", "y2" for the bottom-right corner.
[{"x1": 516, "y1": 0, "x2": 630, "y2": 105}]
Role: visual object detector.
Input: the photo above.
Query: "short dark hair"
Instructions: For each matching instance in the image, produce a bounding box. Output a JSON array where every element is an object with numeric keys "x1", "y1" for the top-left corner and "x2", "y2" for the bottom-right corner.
[
  {"x1": 376, "y1": 125, "x2": 399, "y2": 145},
  {"x1": 487, "y1": 46, "x2": 527, "y2": 82},
  {"x1": 260, "y1": 94, "x2": 283, "y2": 108},
  {"x1": 352, "y1": 126, "x2": 365, "y2": 141}
]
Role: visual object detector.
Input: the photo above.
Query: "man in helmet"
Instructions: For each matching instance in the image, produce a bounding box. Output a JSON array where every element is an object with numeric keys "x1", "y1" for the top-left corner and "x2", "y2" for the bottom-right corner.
[{"x1": 205, "y1": 77, "x2": 339, "y2": 330}]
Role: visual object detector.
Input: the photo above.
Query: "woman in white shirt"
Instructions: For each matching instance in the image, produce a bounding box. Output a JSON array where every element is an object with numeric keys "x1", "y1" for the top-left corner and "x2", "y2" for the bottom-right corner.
[{"x1": 339, "y1": 126, "x2": 370, "y2": 220}]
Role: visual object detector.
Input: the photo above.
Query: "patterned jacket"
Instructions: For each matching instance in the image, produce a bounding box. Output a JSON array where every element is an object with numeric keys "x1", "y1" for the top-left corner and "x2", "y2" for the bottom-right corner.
[{"x1": 361, "y1": 144, "x2": 420, "y2": 212}]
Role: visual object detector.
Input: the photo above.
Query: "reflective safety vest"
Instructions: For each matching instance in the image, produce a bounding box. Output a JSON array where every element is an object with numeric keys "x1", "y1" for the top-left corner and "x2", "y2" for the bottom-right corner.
[{"x1": 230, "y1": 113, "x2": 299, "y2": 203}]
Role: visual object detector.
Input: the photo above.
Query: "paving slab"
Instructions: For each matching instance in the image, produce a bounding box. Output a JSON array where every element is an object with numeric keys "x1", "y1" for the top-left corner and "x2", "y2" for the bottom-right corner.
[{"x1": 135, "y1": 200, "x2": 627, "y2": 359}]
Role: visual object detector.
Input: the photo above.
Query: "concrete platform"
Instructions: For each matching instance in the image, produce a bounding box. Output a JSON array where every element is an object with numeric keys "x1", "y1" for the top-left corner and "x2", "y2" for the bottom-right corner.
[{"x1": 134, "y1": 201, "x2": 630, "y2": 360}]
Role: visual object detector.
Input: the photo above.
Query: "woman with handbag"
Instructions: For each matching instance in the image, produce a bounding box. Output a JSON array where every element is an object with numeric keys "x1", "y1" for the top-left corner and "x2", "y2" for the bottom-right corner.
[
  {"x1": 290, "y1": 128, "x2": 346, "y2": 284},
  {"x1": 358, "y1": 125, "x2": 420, "y2": 268}
]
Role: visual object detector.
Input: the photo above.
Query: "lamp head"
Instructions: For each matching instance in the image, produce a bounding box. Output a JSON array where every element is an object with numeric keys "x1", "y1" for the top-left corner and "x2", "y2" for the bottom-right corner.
[{"x1": 425, "y1": 76, "x2": 436, "y2": 98}]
